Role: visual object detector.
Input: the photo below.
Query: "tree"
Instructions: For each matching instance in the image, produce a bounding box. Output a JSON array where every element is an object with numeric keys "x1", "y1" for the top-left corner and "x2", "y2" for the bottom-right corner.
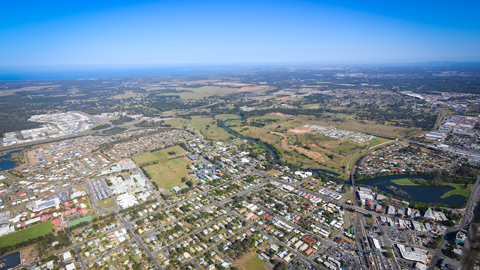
[
  {"x1": 274, "y1": 261, "x2": 287, "y2": 270},
  {"x1": 444, "y1": 220, "x2": 455, "y2": 227},
  {"x1": 386, "y1": 252, "x2": 394, "y2": 259}
]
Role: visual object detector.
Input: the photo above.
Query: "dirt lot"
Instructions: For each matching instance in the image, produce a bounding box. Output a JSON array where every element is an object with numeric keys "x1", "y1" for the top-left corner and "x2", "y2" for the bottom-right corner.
[{"x1": 287, "y1": 126, "x2": 310, "y2": 134}]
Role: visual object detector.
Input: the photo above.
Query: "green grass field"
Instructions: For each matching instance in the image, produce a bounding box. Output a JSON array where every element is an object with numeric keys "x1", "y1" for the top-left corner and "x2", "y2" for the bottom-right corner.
[
  {"x1": 237, "y1": 252, "x2": 269, "y2": 270},
  {"x1": 391, "y1": 178, "x2": 419, "y2": 186},
  {"x1": 133, "y1": 145, "x2": 186, "y2": 165},
  {"x1": 98, "y1": 198, "x2": 116, "y2": 209},
  {"x1": 166, "y1": 114, "x2": 239, "y2": 142},
  {"x1": 67, "y1": 216, "x2": 93, "y2": 228},
  {"x1": 145, "y1": 157, "x2": 192, "y2": 189},
  {"x1": 0, "y1": 221, "x2": 52, "y2": 248},
  {"x1": 442, "y1": 183, "x2": 472, "y2": 199}
]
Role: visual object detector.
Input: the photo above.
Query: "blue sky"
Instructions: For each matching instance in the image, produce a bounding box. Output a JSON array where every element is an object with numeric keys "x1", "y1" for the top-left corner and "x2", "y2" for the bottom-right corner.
[{"x1": 1, "y1": 0, "x2": 479, "y2": 66}]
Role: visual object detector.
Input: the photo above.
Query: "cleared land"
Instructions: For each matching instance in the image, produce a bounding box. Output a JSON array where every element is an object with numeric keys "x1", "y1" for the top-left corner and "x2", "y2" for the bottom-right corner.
[
  {"x1": 0, "y1": 221, "x2": 52, "y2": 248},
  {"x1": 391, "y1": 178, "x2": 419, "y2": 186},
  {"x1": 236, "y1": 252, "x2": 270, "y2": 270},
  {"x1": 98, "y1": 198, "x2": 116, "y2": 209},
  {"x1": 155, "y1": 86, "x2": 239, "y2": 99},
  {"x1": 145, "y1": 157, "x2": 192, "y2": 189},
  {"x1": 111, "y1": 90, "x2": 146, "y2": 100},
  {"x1": 74, "y1": 185, "x2": 86, "y2": 191},
  {"x1": 67, "y1": 216, "x2": 93, "y2": 228},
  {"x1": 133, "y1": 145, "x2": 186, "y2": 165},
  {"x1": 442, "y1": 183, "x2": 472, "y2": 199},
  {"x1": 166, "y1": 114, "x2": 239, "y2": 142}
]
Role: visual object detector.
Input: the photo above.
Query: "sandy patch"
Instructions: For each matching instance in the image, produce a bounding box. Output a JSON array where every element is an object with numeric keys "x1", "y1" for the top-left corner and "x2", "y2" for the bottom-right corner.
[{"x1": 287, "y1": 127, "x2": 310, "y2": 134}]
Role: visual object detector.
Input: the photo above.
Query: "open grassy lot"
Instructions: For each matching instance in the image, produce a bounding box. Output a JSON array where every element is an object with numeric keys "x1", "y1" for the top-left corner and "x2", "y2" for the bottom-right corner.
[
  {"x1": 153, "y1": 86, "x2": 240, "y2": 99},
  {"x1": 166, "y1": 114, "x2": 239, "y2": 142},
  {"x1": 74, "y1": 185, "x2": 86, "y2": 191},
  {"x1": 111, "y1": 90, "x2": 146, "y2": 100},
  {"x1": 442, "y1": 183, "x2": 472, "y2": 199},
  {"x1": 67, "y1": 216, "x2": 93, "y2": 228},
  {"x1": 133, "y1": 145, "x2": 186, "y2": 165},
  {"x1": 0, "y1": 221, "x2": 52, "y2": 248},
  {"x1": 98, "y1": 198, "x2": 116, "y2": 209},
  {"x1": 236, "y1": 252, "x2": 270, "y2": 270},
  {"x1": 391, "y1": 178, "x2": 419, "y2": 186},
  {"x1": 145, "y1": 157, "x2": 192, "y2": 189}
]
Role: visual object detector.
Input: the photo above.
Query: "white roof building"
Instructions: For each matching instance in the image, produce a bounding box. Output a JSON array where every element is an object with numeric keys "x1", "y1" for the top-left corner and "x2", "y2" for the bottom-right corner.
[
  {"x1": 0, "y1": 225, "x2": 15, "y2": 236},
  {"x1": 424, "y1": 208, "x2": 435, "y2": 220},
  {"x1": 63, "y1": 251, "x2": 72, "y2": 261},
  {"x1": 66, "y1": 263, "x2": 75, "y2": 270}
]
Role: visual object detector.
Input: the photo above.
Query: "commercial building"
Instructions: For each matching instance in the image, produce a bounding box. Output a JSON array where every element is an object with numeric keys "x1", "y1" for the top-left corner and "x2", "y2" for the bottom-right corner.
[{"x1": 28, "y1": 198, "x2": 60, "y2": 212}]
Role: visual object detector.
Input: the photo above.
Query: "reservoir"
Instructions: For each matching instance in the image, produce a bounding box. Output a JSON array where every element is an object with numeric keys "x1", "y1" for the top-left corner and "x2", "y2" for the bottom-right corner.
[
  {"x1": 0, "y1": 149, "x2": 22, "y2": 171},
  {"x1": 358, "y1": 174, "x2": 466, "y2": 206},
  {"x1": 0, "y1": 252, "x2": 21, "y2": 270}
]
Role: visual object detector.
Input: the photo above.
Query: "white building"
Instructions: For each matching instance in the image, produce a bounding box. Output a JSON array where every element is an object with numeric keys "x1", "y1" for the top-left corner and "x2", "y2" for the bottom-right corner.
[{"x1": 0, "y1": 225, "x2": 15, "y2": 236}]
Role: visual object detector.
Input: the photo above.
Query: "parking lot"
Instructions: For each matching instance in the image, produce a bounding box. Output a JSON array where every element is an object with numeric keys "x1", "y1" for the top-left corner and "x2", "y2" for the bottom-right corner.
[
  {"x1": 89, "y1": 177, "x2": 111, "y2": 201},
  {"x1": 320, "y1": 241, "x2": 361, "y2": 269}
]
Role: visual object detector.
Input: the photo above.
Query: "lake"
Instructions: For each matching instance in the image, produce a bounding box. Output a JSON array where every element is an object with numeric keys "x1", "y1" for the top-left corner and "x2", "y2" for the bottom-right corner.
[
  {"x1": 358, "y1": 174, "x2": 466, "y2": 206},
  {"x1": 0, "y1": 149, "x2": 22, "y2": 171}
]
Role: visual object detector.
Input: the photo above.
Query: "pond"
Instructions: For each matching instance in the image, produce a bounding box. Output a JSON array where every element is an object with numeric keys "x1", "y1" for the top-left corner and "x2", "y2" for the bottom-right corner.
[
  {"x1": 358, "y1": 174, "x2": 466, "y2": 206},
  {"x1": 0, "y1": 149, "x2": 22, "y2": 171}
]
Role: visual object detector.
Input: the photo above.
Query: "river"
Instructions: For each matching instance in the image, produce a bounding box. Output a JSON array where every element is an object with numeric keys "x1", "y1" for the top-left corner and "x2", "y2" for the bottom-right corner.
[
  {"x1": 221, "y1": 118, "x2": 279, "y2": 160},
  {"x1": 0, "y1": 149, "x2": 22, "y2": 171},
  {"x1": 221, "y1": 118, "x2": 342, "y2": 177},
  {"x1": 357, "y1": 174, "x2": 466, "y2": 206}
]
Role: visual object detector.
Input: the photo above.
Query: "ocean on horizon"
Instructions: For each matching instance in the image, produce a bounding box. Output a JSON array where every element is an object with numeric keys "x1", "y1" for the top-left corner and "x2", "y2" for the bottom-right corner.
[{"x1": 0, "y1": 66, "x2": 258, "y2": 81}]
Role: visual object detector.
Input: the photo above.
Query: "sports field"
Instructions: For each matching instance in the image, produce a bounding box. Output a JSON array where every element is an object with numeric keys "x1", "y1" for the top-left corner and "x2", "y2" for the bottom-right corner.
[
  {"x1": 145, "y1": 157, "x2": 192, "y2": 189},
  {"x1": 0, "y1": 221, "x2": 52, "y2": 248},
  {"x1": 133, "y1": 145, "x2": 186, "y2": 165},
  {"x1": 67, "y1": 216, "x2": 93, "y2": 228},
  {"x1": 236, "y1": 252, "x2": 270, "y2": 270}
]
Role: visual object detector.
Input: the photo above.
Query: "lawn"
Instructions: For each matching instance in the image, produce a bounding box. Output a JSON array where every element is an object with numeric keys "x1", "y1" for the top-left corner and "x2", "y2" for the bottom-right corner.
[
  {"x1": 145, "y1": 157, "x2": 192, "y2": 189},
  {"x1": 67, "y1": 216, "x2": 93, "y2": 228},
  {"x1": 74, "y1": 185, "x2": 86, "y2": 191},
  {"x1": 236, "y1": 252, "x2": 270, "y2": 270},
  {"x1": 0, "y1": 221, "x2": 52, "y2": 248},
  {"x1": 441, "y1": 183, "x2": 472, "y2": 199},
  {"x1": 391, "y1": 178, "x2": 419, "y2": 186},
  {"x1": 98, "y1": 198, "x2": 116, "y2": 209},
  {"x1": 133, "y1": 145, "x2": 186, "y2": 165}
]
